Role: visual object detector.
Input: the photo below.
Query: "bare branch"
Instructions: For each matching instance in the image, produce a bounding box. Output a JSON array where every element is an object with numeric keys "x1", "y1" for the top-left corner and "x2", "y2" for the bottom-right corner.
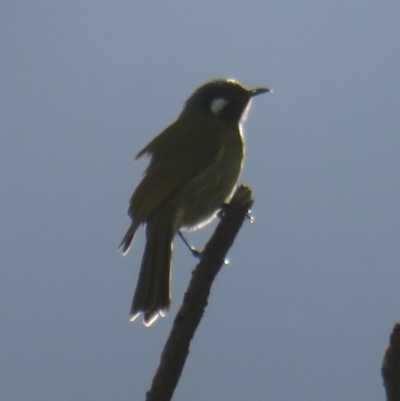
[
  {"x1": 382, "y1": 322, "x2": 400, "y2": 401},
  {"x1": 145, "y1": 185, "x2": 254, "y2": 401}
]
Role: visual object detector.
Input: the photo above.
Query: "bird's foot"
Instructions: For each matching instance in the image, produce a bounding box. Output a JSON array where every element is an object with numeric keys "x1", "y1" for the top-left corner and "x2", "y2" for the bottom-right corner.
[{"x1": 178, "y1": 231, "x2": 203, "y2": 259}]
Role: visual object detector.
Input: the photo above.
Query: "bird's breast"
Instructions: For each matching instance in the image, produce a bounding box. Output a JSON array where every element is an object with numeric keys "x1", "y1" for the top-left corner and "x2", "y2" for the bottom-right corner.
[{"x1": 174, "y1": 131, "x2": 244, "y2": 229}]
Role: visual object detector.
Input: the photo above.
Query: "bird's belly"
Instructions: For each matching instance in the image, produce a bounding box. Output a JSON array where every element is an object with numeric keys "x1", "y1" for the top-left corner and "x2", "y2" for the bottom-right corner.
[{"x1": 173, "y1": 158, "x2": 242, "y2": 230}]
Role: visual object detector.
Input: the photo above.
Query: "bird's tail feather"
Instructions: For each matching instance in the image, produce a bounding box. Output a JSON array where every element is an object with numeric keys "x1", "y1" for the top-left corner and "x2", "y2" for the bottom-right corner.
[
  {"x1": 119, "y1": 221, "x2": 140, "y2": 255},
  {"x1": 130, "y1": 213, "x2": 174, "y2": 326}
]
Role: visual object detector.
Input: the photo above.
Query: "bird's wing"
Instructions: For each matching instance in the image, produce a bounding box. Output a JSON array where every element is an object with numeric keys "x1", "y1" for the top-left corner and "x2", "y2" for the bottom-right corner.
[{"x1": 128, "y1": 112, "x2": 226, "y2": 222}]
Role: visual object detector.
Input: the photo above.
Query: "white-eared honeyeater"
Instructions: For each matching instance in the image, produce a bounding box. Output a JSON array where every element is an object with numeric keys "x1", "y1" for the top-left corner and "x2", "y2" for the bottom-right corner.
[{"x1": 120, "y1": 79, "x2": 270, "y2": 326}]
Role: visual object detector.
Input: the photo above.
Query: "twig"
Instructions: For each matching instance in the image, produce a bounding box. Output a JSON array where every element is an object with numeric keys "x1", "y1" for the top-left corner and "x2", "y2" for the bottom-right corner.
[
  {"x1": 382, "y1": 322, "x2": 400, "y2": 401},
  {"x1": 145, "y1": 185, "x2": 254, "y2": 401}
]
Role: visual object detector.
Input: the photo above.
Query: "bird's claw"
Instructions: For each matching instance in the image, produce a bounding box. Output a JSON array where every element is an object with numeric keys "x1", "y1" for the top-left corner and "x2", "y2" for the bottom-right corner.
[{"x1": 190, "y1": 247, "x2": 203, "y2": 259}]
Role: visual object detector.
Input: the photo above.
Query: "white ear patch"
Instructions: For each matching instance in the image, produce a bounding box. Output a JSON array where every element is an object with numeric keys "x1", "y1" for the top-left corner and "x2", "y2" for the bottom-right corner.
[{"x1": 210, "y1": 97, "x2": 229, "y2": 116}]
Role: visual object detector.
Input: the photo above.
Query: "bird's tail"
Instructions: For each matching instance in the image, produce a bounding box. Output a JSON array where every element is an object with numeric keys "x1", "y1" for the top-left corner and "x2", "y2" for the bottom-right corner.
[{"x1": 130, "y1": 212, "x2": 174, "y2": 326}]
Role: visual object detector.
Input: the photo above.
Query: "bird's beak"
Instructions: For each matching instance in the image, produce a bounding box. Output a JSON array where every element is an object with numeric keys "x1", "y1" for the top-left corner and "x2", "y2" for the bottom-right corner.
[{"x1": 250, "y1": 87, "x2": 272, "y2": 97}]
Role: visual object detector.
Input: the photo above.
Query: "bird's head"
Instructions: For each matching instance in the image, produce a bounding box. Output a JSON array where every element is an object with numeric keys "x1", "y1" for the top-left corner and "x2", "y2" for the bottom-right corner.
[{"x1": 182, "y1": 79, "x2": 271, "y2": 125}]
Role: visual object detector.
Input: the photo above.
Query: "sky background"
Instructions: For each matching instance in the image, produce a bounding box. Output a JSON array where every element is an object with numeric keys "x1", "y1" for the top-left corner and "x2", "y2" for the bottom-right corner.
[{"x1": 1, "y1": 1, "x2": 400, "y2": 400}]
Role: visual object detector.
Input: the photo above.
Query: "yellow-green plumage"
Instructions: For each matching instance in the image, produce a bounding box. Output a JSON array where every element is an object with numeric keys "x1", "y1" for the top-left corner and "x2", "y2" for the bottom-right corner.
[
  {"x1": 132, "y1": 112, "x2": 244, "y2": 226},
  {"x1": 120, "y1": 79, "x2": 269, "y2": 326}
]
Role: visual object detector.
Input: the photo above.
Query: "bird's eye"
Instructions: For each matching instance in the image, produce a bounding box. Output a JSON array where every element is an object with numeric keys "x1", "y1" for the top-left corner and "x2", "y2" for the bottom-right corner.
[{"x1": 210, "y1": 97, "x2": 229, "y2": 116}]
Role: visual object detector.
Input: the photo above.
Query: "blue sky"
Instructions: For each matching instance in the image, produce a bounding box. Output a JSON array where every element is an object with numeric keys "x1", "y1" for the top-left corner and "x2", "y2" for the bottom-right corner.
[{"x1": 1, "y1": 2, "x2": 399, "y2": 400}]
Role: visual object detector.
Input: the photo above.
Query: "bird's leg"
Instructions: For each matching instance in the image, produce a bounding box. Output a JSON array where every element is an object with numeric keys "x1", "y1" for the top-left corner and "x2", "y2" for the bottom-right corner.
[{"x1": 178, "y1": 231, "x2": 203, "y2": 259}]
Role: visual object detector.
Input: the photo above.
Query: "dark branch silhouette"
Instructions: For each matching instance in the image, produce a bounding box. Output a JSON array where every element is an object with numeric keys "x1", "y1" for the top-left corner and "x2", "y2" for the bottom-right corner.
[
  {"x1": 145, "y1": 185, "x2": 254, "y2": 401},
  {"x1": 382, "y1": 322, "x2": 400, "y2": 401}
]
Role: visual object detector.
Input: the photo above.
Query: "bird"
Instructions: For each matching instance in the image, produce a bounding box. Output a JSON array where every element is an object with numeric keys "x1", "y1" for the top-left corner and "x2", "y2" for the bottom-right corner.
[{"x1": 119, "y1": 78, "x2": 270, "y2": 326}]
